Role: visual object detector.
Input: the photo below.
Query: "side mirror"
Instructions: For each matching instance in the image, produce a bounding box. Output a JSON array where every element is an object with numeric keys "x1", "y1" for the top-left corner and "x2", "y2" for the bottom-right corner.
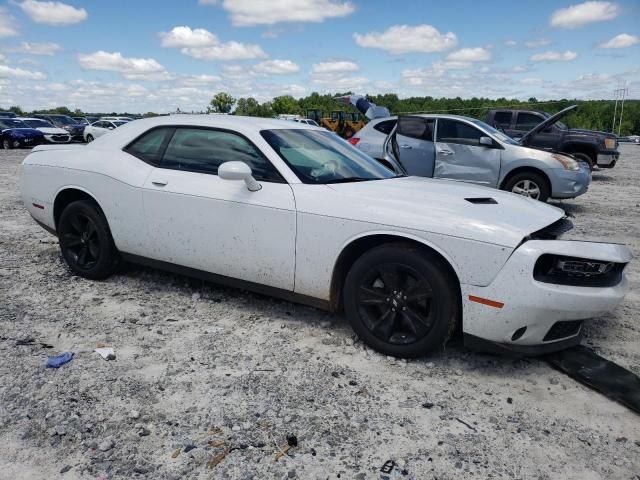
[
  {"x1": 218, "y1": 161, "x2": 262, "y2": 192},
  {"x1": 479, "y1": 136, "x2": 493, "y2": 147}
]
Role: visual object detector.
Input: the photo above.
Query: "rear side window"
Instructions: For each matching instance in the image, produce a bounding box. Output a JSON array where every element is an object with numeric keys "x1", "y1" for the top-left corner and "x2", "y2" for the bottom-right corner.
[
  {"x1": 124, "y1": 127, "x2": 174, "y2": 166},
  {"x1": 437, "y1": 119, "x2": 483, "y2": 146},
  {"x1": 373, "y1": 119, "x2": 397, "y2": 135},
  {"x1": 516, "y1": 113, "x2": 543, "y2": 130},
  {"x1": 161, "y1": 127, "x2": 283, "y2": 182},
  {"x1": 492, "y1": 112, "x2": 512, "y2": 129},
  {"x1": 397, "y1": 116, "x2": 434, "y2": 141}
]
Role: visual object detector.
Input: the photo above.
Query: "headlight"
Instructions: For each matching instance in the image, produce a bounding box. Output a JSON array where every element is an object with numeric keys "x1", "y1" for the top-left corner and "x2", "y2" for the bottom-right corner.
[
  {"x1": 604, "y1": 138, "x2": 616, "y2": 149},
  {"x1": 534, "y1": 254, "x2": 624, "y2": 287},
  {"x1": 552, "y1": 153, "x2": 579, "y2": 171}
]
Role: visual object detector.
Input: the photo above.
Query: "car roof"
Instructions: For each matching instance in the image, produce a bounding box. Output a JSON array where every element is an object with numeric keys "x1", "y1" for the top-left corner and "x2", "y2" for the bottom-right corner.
[{"x1": 18, "y1": 117, "x2": 48, "y2": 121}]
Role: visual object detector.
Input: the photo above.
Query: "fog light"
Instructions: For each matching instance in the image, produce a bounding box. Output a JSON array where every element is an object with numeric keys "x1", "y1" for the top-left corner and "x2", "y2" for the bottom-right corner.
[{"x1": 555, "y1": 258, "x2": 614, "y2": 277}]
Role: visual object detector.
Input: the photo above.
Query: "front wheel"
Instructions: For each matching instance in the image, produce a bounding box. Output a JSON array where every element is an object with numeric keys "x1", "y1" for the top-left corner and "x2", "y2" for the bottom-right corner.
[
  {"x1": 3, "y1": 139, "x2": 12, "y2": 149},
  {"x1": 86, "y1": 134, "x2": 94, "y2": 143},
  {"x1": 571, "y1": 152, "x2": 595, "y2": 171},
  {"x1": 343, "y1": 244, "x2": 459, "y2": 358},
  {"x1": 503, "y1": 172, "x2": 550, "y2": 202},
  {"x1": 58, "y1": 200, "x2": 120, "y2": 279}
]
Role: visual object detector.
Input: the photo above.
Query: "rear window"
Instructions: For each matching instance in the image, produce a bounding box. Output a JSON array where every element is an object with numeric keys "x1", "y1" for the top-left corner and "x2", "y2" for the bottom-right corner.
[
  {"x1": 373, "y1": 119, "x2": 397, "y2": 135},
  {"x1": 516, "y1": 113, "x2": 543, "y2": 130},
  {"x1": 124, "y1": 127, "x2": 174, "y2": 166},
  {"x1": 397, "y1": 116, "x2": 434, "y2": 141},
  {"x1": 492, "y1": 111, "x2": 512, "y2": 129}
]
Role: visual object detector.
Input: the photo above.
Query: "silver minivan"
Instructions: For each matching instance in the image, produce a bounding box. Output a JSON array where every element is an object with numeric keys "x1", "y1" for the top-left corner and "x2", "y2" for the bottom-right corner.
[{"x1": 356, "y1": 113, "x2": 591, "y2": 202}]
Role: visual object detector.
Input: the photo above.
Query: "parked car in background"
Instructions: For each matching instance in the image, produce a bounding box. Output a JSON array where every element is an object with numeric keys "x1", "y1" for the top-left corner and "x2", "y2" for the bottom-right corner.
[
  {"x1": 0, "y1": 118, "x2": 45, "y2": 149},
  {"x1": 618, "y1": 135, "x2": 640, "y2": 144},
  {"x1": 20, "y1": 115, "x2": 631, "y2": 357},
  {"x1": 19, "y1": 118, "x2": 71, "y2": 144},
  {"x1": 485, "y1": 106, "x2": 619, "y2": 169},
  {"x1": 73, "y1": 116, "x2": 100, "y2": 126},
  {"x1": 380, "y1": 114, "x2": 591, "y2": 202},
  {"x1": 33, "y1": 114, "x2": 85, "y2": 142},
  {"x1": 84, "y1": 120, "x2": 128, "y2": 142},
  {"x1": 293, "y1": 118, "x2": 320, "y2": 127},
  {"x1": 349, "y1": 117, "x2": 398, "y2": 159},
  {"x1": 100, "y1": 116, "x2": 133, "y2": 122},
  {"x1": 0, "y1": 111, "x2": 18, "y2": 118}
]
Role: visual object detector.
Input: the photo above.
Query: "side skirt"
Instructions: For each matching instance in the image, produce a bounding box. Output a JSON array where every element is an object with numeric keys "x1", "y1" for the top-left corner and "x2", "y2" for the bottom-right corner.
[{"x1": 120, "y1": 253, "x2": 331, "y2": 312}]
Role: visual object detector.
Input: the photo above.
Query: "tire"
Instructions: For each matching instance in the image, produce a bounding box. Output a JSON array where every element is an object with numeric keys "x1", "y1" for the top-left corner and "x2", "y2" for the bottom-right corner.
[
  {"x1": 571, "y1": 152, "x2": 595, "y2": 171},
  {"x1": 3, "y1": 139, "x2": 12, "y2": 150},
  {"x1": 86, "y1": 134, "x2": 94, "y2": 143},
  {"x1": 58, "y1": 200, "x2": 120, "y2": 279},
  {"x1": 343, "y1": 243, "x2": 459, "y2": 358},
  {"x1": 502, "y1": 171, "x2": 550, "y2": 202}
]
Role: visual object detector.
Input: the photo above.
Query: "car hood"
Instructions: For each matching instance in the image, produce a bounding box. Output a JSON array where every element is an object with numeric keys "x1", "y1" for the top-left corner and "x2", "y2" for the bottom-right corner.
[
  {"x1": 38, "y1": 127, "x2": 69, "y2": 135},
  {"x1": 2, "y1": 127, "x2": 43, "y2": 137},
  {"x1": 520, "y1": 105, "x2": 578, "y2": 145},
  {"x1": 322, "y1": 176, "x2": 565, "y2": 247},
  {"x1": 567, "y1": 128, "x2": 616, "y2": 139}
]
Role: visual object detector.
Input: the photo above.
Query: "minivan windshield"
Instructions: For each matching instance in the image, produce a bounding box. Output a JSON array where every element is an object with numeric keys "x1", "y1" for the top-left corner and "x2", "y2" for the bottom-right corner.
[
  {"x1": 469, "y1": 119, "x2": 520, "y2": 145},
  {"x1": 261, "y1": 129, "x2": 400, "y2": 184}
]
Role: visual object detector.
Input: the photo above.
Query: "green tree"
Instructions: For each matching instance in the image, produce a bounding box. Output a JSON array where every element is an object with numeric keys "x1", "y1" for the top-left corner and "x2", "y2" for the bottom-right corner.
[
  {"x1": 207, "y1": 92, "x2": 235, "y2": 114},
  {"x1": 271, "y1": 95, "x2": 300, "y2": 115}
]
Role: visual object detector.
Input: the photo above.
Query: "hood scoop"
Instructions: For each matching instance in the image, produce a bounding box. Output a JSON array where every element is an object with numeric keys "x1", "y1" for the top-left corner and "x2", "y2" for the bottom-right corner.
[{"x1": 465, "y1": 197, "x2": 498, "y2": 205}]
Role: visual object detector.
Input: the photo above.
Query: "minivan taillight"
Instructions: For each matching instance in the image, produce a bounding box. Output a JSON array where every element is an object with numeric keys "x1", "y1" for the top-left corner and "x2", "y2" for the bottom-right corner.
[{"x1": 348, "y1": 137, "x2": 360, "y2": 145}]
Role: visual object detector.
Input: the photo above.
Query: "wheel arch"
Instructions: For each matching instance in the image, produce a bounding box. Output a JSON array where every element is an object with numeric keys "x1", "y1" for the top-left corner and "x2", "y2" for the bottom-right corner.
[
  {"x1": 561, "y1": 142, "x2": 597, "y2": 160},
  {"x1": 500, "y1": 166, "x2": 551, "y2": 192},
  {"x1": 53, "y1": 186, "x2": 104, "y2": 231},
  {"x1": 329, "y1": 232, "x2": 462, "y2": 312}
]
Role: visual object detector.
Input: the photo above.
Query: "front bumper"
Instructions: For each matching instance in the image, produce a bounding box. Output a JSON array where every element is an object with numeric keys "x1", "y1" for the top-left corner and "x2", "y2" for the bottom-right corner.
[
  {"x1": 14, "y1": 137, "x2": 44, "y2": 148},
  {"x1": 44, "y1": 134, "x2": 71, "y2": 143},
  {"x1": 597, "y1": 151, "x2": 619, "y2": 168},
  {"x1": 461, "y1": 240, "x2": 631, "y2": 354},
  {"x1": 548, "y1": 164, "x2": 591, "y2": 199}
]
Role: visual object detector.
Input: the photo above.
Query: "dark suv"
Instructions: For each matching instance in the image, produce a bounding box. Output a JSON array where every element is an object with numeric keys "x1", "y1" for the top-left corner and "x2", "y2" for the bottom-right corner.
[
  {"x1": 33, "y1": 114, "x2": 85, "y2": 142},
  {"x1": 486, "y1": 105, "x2": 619, "y2": 169}
]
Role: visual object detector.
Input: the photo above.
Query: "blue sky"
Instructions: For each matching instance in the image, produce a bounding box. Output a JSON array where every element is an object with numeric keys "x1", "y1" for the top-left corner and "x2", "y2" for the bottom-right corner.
[{"x1": 0, "y1": 0, "x2": 638, "y2": 113}]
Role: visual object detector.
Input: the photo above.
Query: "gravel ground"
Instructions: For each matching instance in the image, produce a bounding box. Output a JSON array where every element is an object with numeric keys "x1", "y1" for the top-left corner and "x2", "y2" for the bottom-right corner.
[{"x1": 1, "y1": 145, "x2": 639, "y2": 480}]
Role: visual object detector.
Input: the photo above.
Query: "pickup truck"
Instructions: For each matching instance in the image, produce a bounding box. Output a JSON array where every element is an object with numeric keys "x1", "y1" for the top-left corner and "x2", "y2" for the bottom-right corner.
[{"x1": 485, "y1": 105, "x2": 619, "y2": 169}]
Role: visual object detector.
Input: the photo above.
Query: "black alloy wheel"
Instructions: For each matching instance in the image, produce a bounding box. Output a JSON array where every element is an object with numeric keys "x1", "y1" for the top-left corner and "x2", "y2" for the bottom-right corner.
[
  {"x1": 58, "y1": 200, "x2": 120, "y2": 279},
  {"x1": 344, "y1": 244, "x2": 459, "y2": 358}
]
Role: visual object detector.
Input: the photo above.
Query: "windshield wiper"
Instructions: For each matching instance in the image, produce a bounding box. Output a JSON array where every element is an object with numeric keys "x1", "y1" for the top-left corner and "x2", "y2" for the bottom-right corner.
[{"x1": 324, "y1": 177, "x2": 378, "y2": 184}]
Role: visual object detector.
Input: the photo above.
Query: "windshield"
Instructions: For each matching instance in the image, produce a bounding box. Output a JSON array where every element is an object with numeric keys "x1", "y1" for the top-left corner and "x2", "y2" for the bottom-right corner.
[
  {"x1": 261, "y1": 129, "x2": 399, "y2": 184},
  {"x1": 51, "y1": 115, "x2": 78, "y2": 125},
  {"x1": 113, "y1": 121, "x2": 127, "y2": 127},
  {"x1": 0, "y1": 119, "x2": 30, "y2": 129},
  {"x1": 24, "y1": 119, "x2": 53, "y2": 128},
  {"x1": 469, "y1": 119, "x2": 520, "y2": 145}
]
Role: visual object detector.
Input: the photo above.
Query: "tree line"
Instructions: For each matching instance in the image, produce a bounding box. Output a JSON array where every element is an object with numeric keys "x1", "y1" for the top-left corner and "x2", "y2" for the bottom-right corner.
[
  {"x1": 4, "y1": 92, "x2": 638, "y2": 135},
  {"x1": 208, "y1": 92, "x2": 640, "y2": 136}
]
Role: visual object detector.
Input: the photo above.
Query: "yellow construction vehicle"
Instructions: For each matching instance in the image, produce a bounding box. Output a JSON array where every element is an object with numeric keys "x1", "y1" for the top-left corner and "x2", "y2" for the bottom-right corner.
[{"x1": 306, "y1": 109, "x2": 365, "y2": 139}]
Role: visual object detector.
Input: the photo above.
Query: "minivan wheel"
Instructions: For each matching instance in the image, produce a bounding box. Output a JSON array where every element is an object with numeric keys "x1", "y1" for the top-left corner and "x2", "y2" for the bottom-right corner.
[
  {"x1": 503, "y1": 172, "x2": 550, "y2": 202},
  {"x1": 343, "y1": 244, "x2": 459, "y2": 358},
  {"x1": 58, "y1": 200, "x2": 120, "y2": 279}
]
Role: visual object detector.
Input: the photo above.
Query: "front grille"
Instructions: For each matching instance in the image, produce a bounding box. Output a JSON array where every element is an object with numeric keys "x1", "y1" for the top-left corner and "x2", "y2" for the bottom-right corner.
[
  {"x1": 51, "y1": 135, "x2": 70, "y2": 142},
  {"x1": 544, "y1": 320, "x2": 582, "y2": 342},
  {"x1": 528, "y1": 217, "x2": 574, "y2": 240}
]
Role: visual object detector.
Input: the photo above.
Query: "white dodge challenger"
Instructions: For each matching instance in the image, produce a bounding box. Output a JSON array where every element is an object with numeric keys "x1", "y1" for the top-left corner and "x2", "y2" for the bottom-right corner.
[{"x1": 19, "y1": 115, "x2": 632, "y2": 357}]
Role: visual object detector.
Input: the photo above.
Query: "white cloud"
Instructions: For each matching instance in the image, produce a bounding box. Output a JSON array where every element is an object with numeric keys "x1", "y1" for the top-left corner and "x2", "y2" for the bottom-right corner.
[
  {"x1": 252, "y1": 59, "x2": 299, "y2": 75},
  {"x1": 519, "y1": 77, "x2": 544, "y2": 85},
  {"x1": 512, "y1": 65, "x2": 529, "y2": 73},
  {"x1": 598, "y1": 33, "x2": 639, "y2": 49},
  {"x1": 159, "y1": 26, "x2": 266, "y2": 61},
  {"x1": 530, "y1": 50, "x2": 577, "y2": 62},
  {"x1": 0, "y1": 64, "x2": 46, "y2": 80},
  {"x1": 446, "y1": 47, "x2": 491, "y2": 63},
  {"x1": 0, "y1": 7, "x2": 20, "y2": 38},
  {"x1": 14, "y1": 42, "x2": 62, "y2": 56},
  {"x1": 524, "y1": 38, "x2": 551, "y2": 48},
  {"x1": 77, "y1": 51, "x2": 165, "y2": 75},
  {"x1": 205, "y1": 0, "x2": 355, "y2": 26},
  {"x1": 353, "y1": 25, "x2": 457, "y2": 54},
  {"x1": 311, "y1": 61, "x2": 359, "y2": 74},
  {"x1": 550, "y1": 1, "x2": 619, "y2": 29},
  {"x1": 505, "y1": 40, "x2": 518, "y2": 47},
  {"x1": 0, "y1": 53, "x2": 6, "y2": 63},
  {"x1": 18, "y1": 0, "x2": 87, "y2": 26}
]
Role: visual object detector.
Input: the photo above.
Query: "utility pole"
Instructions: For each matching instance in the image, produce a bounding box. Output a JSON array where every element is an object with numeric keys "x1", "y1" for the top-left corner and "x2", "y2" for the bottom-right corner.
[
  {"x1": 617, "y1": 83, "x2": 628, "y2": 137},
  {"x1": 612, "y1": 87, "x2": 622, "y2": 133}
]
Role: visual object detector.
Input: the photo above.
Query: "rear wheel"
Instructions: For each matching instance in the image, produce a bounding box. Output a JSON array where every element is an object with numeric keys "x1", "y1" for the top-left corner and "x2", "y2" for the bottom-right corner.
[
  {"x1": 503, "y1": 171, "x2": 550, "y2": 202},
  {"x1": 86, "y1": 134, "x2": 94, "y2": 143},
  {"x1": 343, "y1": 244, "x2": 459, "y2": 358},
  {"x1": 58, "y1": 200, "x2": 120, "y2": 279}
]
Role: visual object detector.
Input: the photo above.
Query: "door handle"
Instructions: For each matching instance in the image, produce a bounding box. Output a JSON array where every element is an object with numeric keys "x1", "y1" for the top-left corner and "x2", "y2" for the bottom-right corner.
[
  {"x1": 438, "y1": 149, "x2": 454, "y2": 155},
  {"x1": 151, "y1": 180, "x2": 168, "y2": 187},
  {"x1": 400, "y1": 144, "x2": 413, "y2": 149}
]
